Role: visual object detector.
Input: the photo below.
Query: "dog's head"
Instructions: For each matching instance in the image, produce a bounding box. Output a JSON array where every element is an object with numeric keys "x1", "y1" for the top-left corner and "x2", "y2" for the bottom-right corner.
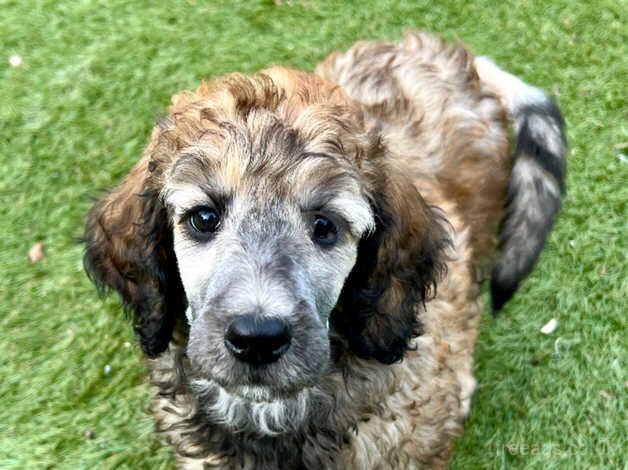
[{"x1": 84, "y1": 68, "x2": 447, "y2": 433}]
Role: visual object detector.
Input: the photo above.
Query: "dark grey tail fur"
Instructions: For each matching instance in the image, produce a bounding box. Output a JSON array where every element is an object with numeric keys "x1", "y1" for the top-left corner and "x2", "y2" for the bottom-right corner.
[{"x1": 491, "y1": 98, "x2": 567, "y2": 310}]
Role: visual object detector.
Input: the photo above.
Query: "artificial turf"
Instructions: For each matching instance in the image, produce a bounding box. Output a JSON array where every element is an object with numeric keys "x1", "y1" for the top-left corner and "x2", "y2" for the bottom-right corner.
[{"x1": 1, "y1": 1, "x2": 626, "y2": 468}]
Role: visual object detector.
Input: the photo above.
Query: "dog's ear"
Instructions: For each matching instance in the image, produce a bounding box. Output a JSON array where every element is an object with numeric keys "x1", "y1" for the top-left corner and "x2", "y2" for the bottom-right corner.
[
  {"x1": 83, "y1": 142, "x2": 185, "y2": 358},
  {"x1": 332, "y1": 160, "x2": 449, "y2": 364}
]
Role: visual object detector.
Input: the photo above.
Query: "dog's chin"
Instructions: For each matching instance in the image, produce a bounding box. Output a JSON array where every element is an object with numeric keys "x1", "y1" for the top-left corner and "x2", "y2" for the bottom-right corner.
[{"x1": 190, "y1": 378, "x2": 314, "y2": 436}]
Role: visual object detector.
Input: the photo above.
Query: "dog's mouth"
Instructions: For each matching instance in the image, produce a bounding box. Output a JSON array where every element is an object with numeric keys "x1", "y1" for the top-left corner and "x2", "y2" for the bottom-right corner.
[
  {"x1": 229, "y1": 383, "x2": 308, "y2": 403},
  {"x1": 196, "y1": 367, "x2": 322, "y2": 401},
  {"x1": 190, "y1": 377, "x2": 315, "y2": 435}
]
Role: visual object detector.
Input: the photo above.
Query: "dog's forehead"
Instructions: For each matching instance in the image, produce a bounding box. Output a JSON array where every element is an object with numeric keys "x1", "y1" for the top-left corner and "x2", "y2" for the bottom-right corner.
[
  {"x1": 167, "y1": 145, "x2": 355, "y2": 199},
  {"x1": 164, "y1": 109, "x2": 361, "y2": 197},
  {"x1": 161, "y1": 116, "x2": 374, "y2": 235}
]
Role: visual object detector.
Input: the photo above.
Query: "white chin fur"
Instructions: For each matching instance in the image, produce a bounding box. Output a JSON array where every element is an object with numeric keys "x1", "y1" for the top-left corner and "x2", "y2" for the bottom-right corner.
[{"x1": 190, "y1": 379, "x2": 311, "y2": 436}]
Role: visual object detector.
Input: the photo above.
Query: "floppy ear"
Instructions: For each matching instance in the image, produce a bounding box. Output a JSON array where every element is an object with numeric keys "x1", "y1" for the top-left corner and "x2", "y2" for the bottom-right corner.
[
  {"x1": 332, "y1": 161, "x2": 450, "y2": 364},
  {"x1": 83, "y1": 148, "x2": 186, "y2": 358}
]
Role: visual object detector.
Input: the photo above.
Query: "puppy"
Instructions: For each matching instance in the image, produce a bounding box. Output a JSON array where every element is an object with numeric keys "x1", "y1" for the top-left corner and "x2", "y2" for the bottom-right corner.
[{"x1": 84, "y1": 31, "x2": 566, "y2": 468}]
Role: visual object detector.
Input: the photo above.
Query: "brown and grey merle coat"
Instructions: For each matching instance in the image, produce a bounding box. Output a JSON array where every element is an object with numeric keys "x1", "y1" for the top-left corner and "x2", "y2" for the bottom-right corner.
[{"x1": 84, "y1": 31, "x2": 566, "y2": 469}]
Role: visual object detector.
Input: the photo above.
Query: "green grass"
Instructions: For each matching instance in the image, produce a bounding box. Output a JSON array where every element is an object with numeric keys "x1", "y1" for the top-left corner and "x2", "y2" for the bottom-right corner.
[{"x1": 1, "y1": 0, "x2": 626, "y2": 468}]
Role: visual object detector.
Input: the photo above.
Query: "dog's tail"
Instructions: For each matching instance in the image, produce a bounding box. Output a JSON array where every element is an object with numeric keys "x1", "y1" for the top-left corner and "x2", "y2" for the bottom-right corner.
[{"x1": 474, "y1": 57, "x2": 568, "y2": 311}]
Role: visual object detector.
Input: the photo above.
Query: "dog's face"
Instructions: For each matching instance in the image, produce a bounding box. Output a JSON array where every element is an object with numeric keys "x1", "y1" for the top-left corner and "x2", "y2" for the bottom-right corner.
[
  {"x1": 163, "y1": 116, "x2": 374, "y2": 400},
  {"x1": 84, "y1": 68, "x2": 447, "y2": 435}
]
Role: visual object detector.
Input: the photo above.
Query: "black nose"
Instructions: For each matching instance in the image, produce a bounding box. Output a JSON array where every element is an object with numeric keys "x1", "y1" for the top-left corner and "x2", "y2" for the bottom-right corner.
[{"x1": 224, "y1": 315, "x2": 292, "y2": 365}]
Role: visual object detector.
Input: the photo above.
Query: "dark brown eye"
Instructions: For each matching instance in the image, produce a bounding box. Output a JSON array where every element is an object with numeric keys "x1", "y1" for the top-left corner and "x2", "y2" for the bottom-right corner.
[
  {"x1": 188, "y1": 208, "x2": 220, "y2": 236},
  {"x1": 312, "y1": 214, "x2": 338, "y2": 246}
]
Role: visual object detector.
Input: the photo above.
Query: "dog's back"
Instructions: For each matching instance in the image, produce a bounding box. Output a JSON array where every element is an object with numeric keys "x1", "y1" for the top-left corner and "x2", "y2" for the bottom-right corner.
[{"x1": 317, "y1": 31, "x2": 567, "y2": 308}]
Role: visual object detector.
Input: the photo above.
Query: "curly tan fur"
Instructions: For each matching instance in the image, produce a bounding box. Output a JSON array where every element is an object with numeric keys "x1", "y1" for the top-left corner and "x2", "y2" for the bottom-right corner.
[{"x1": 84, "y1": 31, "x2": 566, "y2": 468}]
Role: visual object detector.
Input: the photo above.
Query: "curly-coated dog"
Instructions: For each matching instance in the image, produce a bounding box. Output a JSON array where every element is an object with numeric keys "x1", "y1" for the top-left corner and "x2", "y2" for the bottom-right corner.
[{"x1": 84, "y1": 31, "x2": 566, "y2": 468}]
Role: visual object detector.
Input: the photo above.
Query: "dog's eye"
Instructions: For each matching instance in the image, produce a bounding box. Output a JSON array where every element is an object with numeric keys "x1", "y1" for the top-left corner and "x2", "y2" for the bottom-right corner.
[
  {"x1": 188, "y1": 208, "x2": 220, "y2": 235},
  {"x1": 312, "y1": 214, "x2": 338, "y2": 247}
]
